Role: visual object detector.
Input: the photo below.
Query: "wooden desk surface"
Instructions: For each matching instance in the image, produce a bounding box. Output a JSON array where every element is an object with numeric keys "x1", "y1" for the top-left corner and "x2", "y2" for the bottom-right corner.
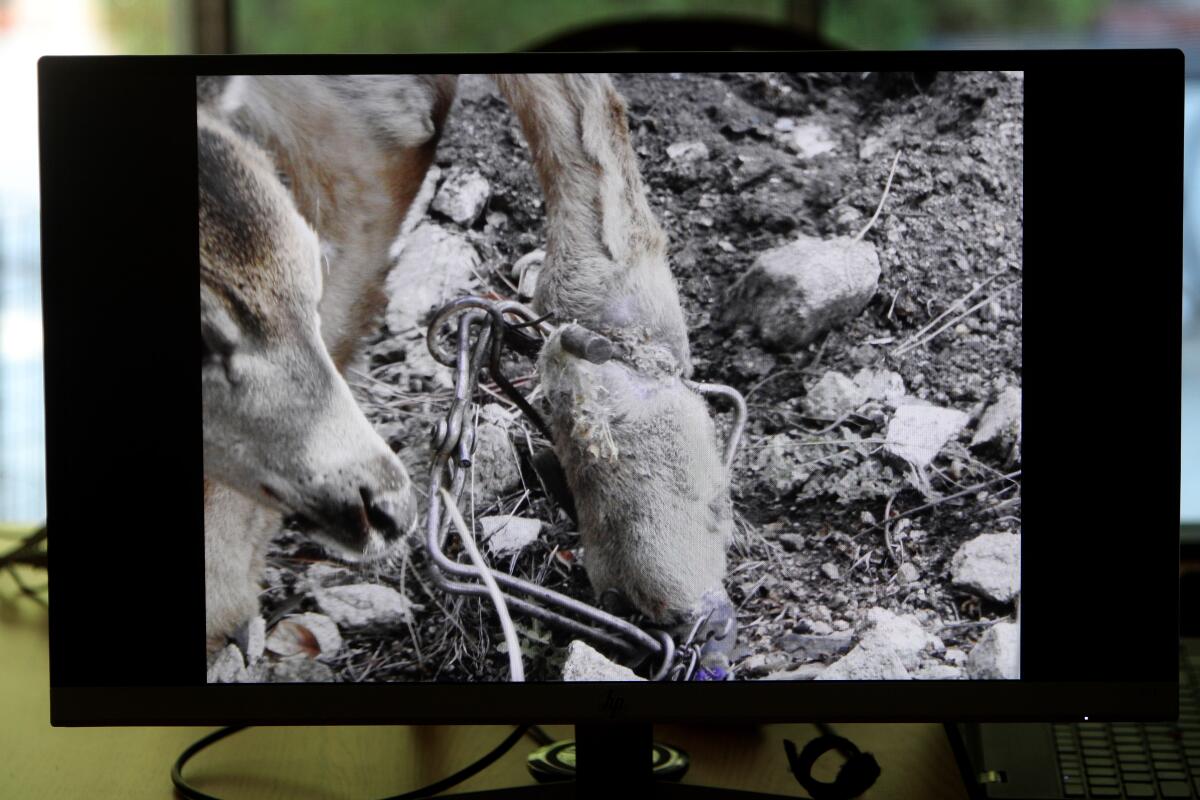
[{"x1": 1, "y1": 585, "x2": 967, "y2": 799}]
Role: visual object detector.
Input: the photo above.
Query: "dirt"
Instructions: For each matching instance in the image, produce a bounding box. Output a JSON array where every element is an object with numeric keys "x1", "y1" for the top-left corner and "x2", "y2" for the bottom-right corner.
[{"x1": 257, "y1": 70, "x2": 1023, "y2": 683}]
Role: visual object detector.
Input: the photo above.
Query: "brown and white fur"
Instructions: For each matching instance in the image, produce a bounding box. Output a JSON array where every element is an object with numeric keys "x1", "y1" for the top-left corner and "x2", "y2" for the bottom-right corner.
[{"x1": 200, "y1": 73, "x2": 733, "y2": 662}]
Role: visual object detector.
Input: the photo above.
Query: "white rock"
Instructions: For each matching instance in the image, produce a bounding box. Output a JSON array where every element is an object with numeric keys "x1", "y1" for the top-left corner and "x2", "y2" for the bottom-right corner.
[
  {"x1": 951, "y1": 533, "x2": 1021, "y2": 603},
  {"x1": 820, "y1": 561, "x2": 840, "y2": 581},
  {"x1": 723, "y1": 234, "x2": 881, "y2": 349},
  {"x1": 809, "y1": 620, "x2": 834, "y2": 636},
  {"x1": 853, "y1": 367, "x2": 907, "y2": 405},
  {"x1": 788, "y1": 123, "x2": 838, "y2": 159},
  {"x1": 816, "y1": 638, "x2": 910, "y2": 680},
  {"x1": 479, "y1": 515, "x2": 542, "y2": 557},
  {"x1": 914, "y1": 663, "x2": 963, "y2": 680},
  {"x1": 885, "y1": 404, "x2": 969, "y2": 469},
  {"x1": 512, "y1": 249, "x2": 545, "y2": 299},
  {"x1": 265, "y1": 613, "x2": 343, "y2": 661},
  {"x1": 765, "y1": 663, "x2": 826, "y2": 680},
  {"x1": 859, "y1": 135, "x2": 886, "y2": 161},
  {"x1": 896, "y1": 562, "x2": 921, "y2": 584},
  {"x1": 431, "y1": 167, "x2": 490, "y2": 226},
  {"x1": 562, "y1": 640, "x2": 645, "y2": 681},
  {"x1": 313, "y1": 583, "x2": 415, "y2": 628},
  {"x1": 666, "y1": 140, "x2": 709, "y2": 162},
  {"x1": 207, "y1": 644, "x2": 249, "y2": 684},
  {"x1": 966, "y1": 621, "x2": 1020, "y2": 679},
  {"x1": 971, "y1": 386, "x2": 1022, "y2": 450},
  {"x1": 384, "y1": 223, "x2": 480, "y2": 334},
  {"x1": 804, "y1": 371, "x2": 863, "y2": 419},
  {"x1": 774, "y1": 117, "x2": 796, "y2": 132},
  {"x1": 235, "y1": 615, "x2": 266, "y2": 664},
  {"x1": 858, "y1": 607, "x2": 943, "y2": 670},
  {"x1": 944, "y1": 648, "x2": 968, "y2": 667}
]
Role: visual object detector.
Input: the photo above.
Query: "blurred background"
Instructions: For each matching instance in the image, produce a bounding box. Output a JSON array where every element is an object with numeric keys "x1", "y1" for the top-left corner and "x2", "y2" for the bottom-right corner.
[{"x1": 0, "y1": 0, "x2": 1196, "y2": 529}]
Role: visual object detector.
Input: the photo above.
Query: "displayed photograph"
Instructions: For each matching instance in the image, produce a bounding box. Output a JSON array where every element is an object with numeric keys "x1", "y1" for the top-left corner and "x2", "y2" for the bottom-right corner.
[{"x1": 200, "y1": 71, "x2": 1023, "y2": 683}]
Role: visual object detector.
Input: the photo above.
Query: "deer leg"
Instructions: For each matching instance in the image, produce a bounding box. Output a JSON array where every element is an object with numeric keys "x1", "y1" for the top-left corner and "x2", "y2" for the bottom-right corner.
[
  {"x1": 498, "y1": 75, "x2": 737, "y2": 671},
  {"x1": 492, "y1": 74, "x2": 691, "y2": 374}
]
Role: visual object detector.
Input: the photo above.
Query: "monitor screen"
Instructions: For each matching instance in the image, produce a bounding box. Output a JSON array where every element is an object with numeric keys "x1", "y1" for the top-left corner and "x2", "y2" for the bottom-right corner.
[{"x1": 41, "y1": 52, "x2": 1180, "y2": 725}]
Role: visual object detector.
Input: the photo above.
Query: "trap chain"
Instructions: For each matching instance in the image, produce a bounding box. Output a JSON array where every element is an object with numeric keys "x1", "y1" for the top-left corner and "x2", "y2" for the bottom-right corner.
[{"x1": 422, "y1": 295, "x2": 746, "y2": 680}]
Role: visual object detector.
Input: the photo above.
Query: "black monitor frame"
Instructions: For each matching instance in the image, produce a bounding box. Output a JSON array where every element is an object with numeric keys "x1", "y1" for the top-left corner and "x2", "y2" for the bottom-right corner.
[{"x1": 40, "y1": 50, "x2": 1181, "y2": 726}]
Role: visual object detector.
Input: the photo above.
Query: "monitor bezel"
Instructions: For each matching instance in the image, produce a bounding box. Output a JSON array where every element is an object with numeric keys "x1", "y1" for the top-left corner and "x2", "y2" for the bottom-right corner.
[{"x1": 40, "y1": 50, "x2": 1182, "y2": 726}]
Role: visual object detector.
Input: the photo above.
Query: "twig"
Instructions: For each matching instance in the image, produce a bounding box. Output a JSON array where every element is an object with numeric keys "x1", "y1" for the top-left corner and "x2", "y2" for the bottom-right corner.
[
  {"x1": 891, "y1": 275, "x2": 1000, "y2": 352},
  {"x1": 856, "y1": 150, "x2": 902, "y2": 241},
  {"x1": 440, "y1": 488, "x2": 525, "y2": 682},
  {"x1": 869, "y1": 471, "x2": 1022, "y2": 533},
  {"x1": 893, "y1": 280, "x2": 1021, "y2": 357}
]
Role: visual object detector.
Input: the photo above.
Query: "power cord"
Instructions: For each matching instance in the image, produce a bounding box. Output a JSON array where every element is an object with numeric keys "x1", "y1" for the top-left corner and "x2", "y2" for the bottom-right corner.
[{"x1": 171, "y1": 724, "x2": 543, "y2": 800}]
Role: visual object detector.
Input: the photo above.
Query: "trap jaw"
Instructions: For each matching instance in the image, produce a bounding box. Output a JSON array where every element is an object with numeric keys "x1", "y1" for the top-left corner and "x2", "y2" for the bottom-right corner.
[{"x1": 423, "y1": 295, "x2": 747, "y2": 681}]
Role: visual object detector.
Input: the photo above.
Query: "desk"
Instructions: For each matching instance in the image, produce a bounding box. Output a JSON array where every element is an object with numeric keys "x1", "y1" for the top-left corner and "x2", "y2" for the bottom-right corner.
[{"x1": 1, "y1": 592, "x2": 967, "y2": 799}]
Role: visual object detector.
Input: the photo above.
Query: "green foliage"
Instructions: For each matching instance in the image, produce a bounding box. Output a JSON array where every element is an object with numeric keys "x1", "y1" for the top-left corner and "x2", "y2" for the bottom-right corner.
[
  {"x1": 233, "y1": 0, "x2": 786, "y2": 53},
  {"x1": 823, "y1": 0, "x2": 1113, "y2": 50},
  {"x1": 96, "y1": 0, "x2": 178, "y2": 54}
]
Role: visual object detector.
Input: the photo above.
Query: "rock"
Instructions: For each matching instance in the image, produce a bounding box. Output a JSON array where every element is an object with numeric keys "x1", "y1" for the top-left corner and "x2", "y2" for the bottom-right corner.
[
  {"x1": 896, "y1": 562, "x2": 921, "y2": 584},
  {"x1": 914, "y1": 664, "x2": 963, "y2": 680},
  {"x1": 722, "y1": 234, "x2": 881, "y2": 349},
  {"x1": 859, "y1": 135, "x2": 886, "y2": 161},
  {"x1": 431, "y1": 167, "x2": 490, "y2": 226},
  {"x1": 820, "y1": 562, "x2": 840, "y2": 581},
  {"x1": 950, "y1": 533, "x2": 1021, "y2": 603},
  {"x1": 207, "y1": 644, "x2": 249, "y2": 684},
  {"x1": 787, "y1": 122, "x2": 837, "y2": 158},
  {"x1": 803, "y1": 371, "x2": 863, "y2": 419},
  {"x1": 773, "y1": 117, "x2": 796, "y2": 132},
  {"x1": 265, "y1": 613, "x2": 343, "y2": 661},
  {"x1": 512, "y1": 248, "x2": 545, "y2": 299},
  {"x1": 666, "y1": 140, "x2": 709, "y2": 162},
  {"x1": 857, "y1": 607, "x2": 943, "y2": 670},
  {"x1": 479, "y1": 515, "x2": 542, "y2": 556},
  {"x1": 808, "y1": 620, "x2": 834, "y2": 636},
  {"x1": 885, "y1": 404, "x2": 969, "y2": 469},
  {"x1": 778, "y1": 533, "x2": 806, "y2": 552},
  {"x1": 781, "y1": 631, "x2": 852, "y2": 660},
  {"x1": 384, "y1": 223, "x2": 480, "y2": 334},
  {"x1": 233, "y1": 615, "x2": 266, "y2": 664},
  {"x1": 738, "y1": 652, "x2": 790, "y2": 677},
  {"x1": 816, "y1": 638, "x2": 910, "y2": 680},
  {"x1": 944, "y1": 648, "x2": 968, "y2": 667},
  {"x1": 313, "y1": 584, "x2": 416, "y2": 628},
  {"x1": 469, "y1": 418, "x2": 522, "y2": 501},
  {"x1": 260, "y1": 657, "x2": 338, "y2": 683},
  {"x1": 971, "y1": 386, "x2": 1022, "y2": 456},
  {"x1": 562, "y1": 640, "x2": 645, "y2": 681},
  {"x1": 766, "y1": 663, "x2": 827, "y2": 680},
  {"x1": 853, "y1": 367, "x2": 907, "y2": 405},
  {"x1": 753, "y1": 434, "x2": 808, "y2": 494},
  {"x1": 966, "y1": 621, "x2": 1020, "y2": 679}
]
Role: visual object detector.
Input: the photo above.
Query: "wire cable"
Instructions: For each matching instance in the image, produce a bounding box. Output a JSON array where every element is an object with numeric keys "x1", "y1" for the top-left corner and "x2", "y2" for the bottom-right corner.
[{"x1": 171, "y1": 724, "x2": 532, "y2": 800}]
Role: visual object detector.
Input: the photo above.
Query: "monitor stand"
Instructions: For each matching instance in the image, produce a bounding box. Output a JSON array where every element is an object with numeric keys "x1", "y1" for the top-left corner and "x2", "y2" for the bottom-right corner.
[{"x1": 442, "y1": 722, "x2": 799, "y2": 799}]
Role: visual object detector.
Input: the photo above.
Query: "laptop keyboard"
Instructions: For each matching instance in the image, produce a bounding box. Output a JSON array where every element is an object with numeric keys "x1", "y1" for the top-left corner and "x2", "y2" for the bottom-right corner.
[{"x1": 1053, "y1": 642, "x2": 1200, "y2": 798}]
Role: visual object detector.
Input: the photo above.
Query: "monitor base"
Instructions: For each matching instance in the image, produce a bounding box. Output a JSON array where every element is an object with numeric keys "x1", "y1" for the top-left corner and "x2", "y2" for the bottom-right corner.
[{"x1": 441, "y1": 723, "x2": 800, "y2": 799}]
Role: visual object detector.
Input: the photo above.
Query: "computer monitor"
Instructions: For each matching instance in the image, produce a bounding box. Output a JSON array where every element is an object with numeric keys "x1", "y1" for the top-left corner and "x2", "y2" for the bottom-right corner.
[{"x1": 40, "y1": 49, "x2": 1179, "y2": 789}]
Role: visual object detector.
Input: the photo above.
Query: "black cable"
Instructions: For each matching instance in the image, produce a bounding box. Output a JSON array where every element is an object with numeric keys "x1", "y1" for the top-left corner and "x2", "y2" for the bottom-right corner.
[
  {"x1": 171, "y1": 724, "x2": 532, "y2": 800},
  {"x1": 525, "y1": 724, "x2": 555, "y2": 747},
  {"x1": 782, "y1": 723, "x2": 881, "y2": 800}
]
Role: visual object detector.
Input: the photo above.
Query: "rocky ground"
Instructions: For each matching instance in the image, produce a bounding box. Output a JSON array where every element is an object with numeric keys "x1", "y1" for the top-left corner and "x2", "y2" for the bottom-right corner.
[{"x1": 209, "y1": 71, "x2": 1023, "y2": 684}]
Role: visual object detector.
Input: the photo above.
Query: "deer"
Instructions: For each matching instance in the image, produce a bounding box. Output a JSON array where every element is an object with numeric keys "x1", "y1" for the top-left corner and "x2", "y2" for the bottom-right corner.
[{"x1": 200, "y1": 73, "x2": 736, "y2": 672}]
